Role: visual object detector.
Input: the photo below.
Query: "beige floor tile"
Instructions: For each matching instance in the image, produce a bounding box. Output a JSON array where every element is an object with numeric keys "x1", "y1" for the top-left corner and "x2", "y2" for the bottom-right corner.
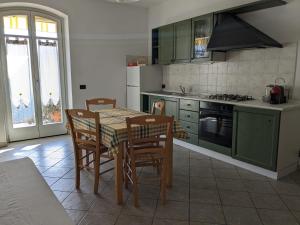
[
  {"x1": 115, "y1": 214, "x2": 153, "y2": 225},
  {"x1": 153, "y1": 218, "x2": 189, "y2": 225},
  {"x1": 223, "y1": 206, "x2": 262, "y2": 225},
  {"x1": 219, "y1": 190, "x2": 253, "y2": 208},
  {"x1": 62, "y1": 192, "x2": 95, "y2": 210},
  {"x1": 66, "y1": 209, "x2": 87, "y2": 225},
  {"x1": 250, "y1": 193, "x2": 288, "y2": 210},
  {"x1": 190, "y1": 189, "x2": 220, "y2": 205},
  {"x1": 258, "y1": 209, "x2": 299, "y2": 225},
  {"x1": 155, "y1": 201, "x2": 189, "y2": 220},
  {"x1": 121, "y1": 197, "x2": 157, "y2": 217},
  {"x1": 79, "y1": 212, "x2": 117, "y2": 225},
  {"x1": 190, "y1": 203, "x2": 225, "y2": 224}
]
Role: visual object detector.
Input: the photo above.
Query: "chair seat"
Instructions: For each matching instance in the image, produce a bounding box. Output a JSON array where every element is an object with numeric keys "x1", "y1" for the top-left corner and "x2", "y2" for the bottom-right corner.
[{"x1": 77, "y1": 143, "x2": 109, "y2": 153}]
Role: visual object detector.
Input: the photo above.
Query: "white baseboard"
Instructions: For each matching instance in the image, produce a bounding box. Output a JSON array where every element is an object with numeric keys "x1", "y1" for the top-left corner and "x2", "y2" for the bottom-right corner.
[{"x1": 174, "y1": 139, "x2": 279, "y2": 180}]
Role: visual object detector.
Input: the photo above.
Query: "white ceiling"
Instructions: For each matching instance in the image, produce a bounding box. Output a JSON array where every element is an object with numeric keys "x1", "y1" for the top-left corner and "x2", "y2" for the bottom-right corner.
[{"x1": 102, "y1": 0, "x2": 168, "y2": 8}]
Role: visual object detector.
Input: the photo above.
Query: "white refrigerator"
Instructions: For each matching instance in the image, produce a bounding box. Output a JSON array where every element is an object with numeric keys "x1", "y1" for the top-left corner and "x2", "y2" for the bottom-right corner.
[{"x1": 126, "y1": 66, "x2": 162, "y2": 111}]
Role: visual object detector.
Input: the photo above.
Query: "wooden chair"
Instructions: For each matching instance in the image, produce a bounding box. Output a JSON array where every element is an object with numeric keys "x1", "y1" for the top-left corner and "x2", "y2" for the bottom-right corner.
[
  {"x1": 151, "y1": 100, "x2": 165, "y2": 116},
  {"x1": 65, "y1": 109, "x2": 114, "y2": 194},
  {"x1": 86, "y1": 98, "x2": 116, "y2": 110},
  {"x1": 124, "y1": 115, "x2": 174, "y2": 207}
]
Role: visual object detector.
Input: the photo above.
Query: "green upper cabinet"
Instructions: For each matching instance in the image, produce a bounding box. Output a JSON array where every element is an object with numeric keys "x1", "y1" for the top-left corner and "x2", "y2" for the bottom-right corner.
[
  {"x1": 158, "y1": 24, "x2": 174, "y2": 65},
  {"x1": 191, "y1": 14, "x2": 225, "y2": 62},
  {"x1": 174, "y1": 19, "x2": 191, "y2": 63},
  {"x1": 191, "y1": 14, "x2": 213, "y2": 61},
  {"x1": 232, "y1": 107, "x2": 280, "y2": 171}
]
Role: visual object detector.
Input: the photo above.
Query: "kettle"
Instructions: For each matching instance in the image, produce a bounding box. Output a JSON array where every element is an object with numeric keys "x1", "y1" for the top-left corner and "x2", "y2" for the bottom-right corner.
[{"x1": 262, "y1": 85, "x2": 273, "y2": 102}]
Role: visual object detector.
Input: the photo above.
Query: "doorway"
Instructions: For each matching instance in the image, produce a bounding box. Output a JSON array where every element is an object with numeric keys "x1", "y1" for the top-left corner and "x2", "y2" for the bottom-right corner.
[{"x1": 1, "y1": 10, "x2": 67, "y2": 141}]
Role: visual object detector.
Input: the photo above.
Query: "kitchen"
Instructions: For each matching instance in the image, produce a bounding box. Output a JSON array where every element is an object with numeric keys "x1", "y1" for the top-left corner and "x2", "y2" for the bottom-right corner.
[
  {"x1": 2, "y1": 0, "x2": 300, "y2": 225},
  {"x1": 127, "y1": 0, "x2": 300, "y2": 179}
]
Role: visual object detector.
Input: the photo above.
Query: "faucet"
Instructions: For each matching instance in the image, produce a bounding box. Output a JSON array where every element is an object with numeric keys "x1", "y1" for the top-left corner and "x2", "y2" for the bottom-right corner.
[{"x1": 179, "y1": 85, "x2": 186, "y2": 95}]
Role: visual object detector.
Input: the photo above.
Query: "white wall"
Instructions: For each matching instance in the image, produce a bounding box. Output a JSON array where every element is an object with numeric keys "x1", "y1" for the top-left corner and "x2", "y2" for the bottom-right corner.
[
  {"x1": 0, "y1": 0, "x2": 148, "y2": 108},
  {"x1": 294, "y1": 41, "x2": 300, "y2": 99},
  {"x1": 0, "y1": 0, "x2": 148, "y2": 145},
  {"x1": 148, "y1": 0, "x2": 300, "y2": 99}
]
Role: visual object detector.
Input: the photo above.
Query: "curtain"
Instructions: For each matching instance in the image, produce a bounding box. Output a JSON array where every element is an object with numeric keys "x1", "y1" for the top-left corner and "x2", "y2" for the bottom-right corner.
[
  {"x1": 37, "y1": 40, "x2": 61, "y2": 106},
  {"x1": 6, "y1": 40, "x2": 33, "y2": 107}
]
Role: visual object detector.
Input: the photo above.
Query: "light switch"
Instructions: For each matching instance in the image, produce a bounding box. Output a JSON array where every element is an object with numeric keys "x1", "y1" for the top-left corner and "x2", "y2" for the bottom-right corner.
[{"x1": 80, "y1": 85, "x2": 86, "y2": 90}]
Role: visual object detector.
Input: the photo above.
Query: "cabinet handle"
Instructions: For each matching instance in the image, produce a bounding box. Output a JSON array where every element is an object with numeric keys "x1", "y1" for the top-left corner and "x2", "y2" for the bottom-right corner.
[
  {"x1": 186, "y1": 126, "x2": 190, "y2": 129},
  {"x1": 187, "y1": 115, "x2": 191, "y2": 118},
  {"x1": 187, "y1": 104, "x2": 191, "y2": 106}
]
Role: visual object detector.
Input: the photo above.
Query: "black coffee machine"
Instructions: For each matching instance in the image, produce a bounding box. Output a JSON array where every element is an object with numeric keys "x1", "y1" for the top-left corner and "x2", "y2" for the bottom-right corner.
[{"x1": 270, "y1": 85, "x2": 286, "y2": 104}]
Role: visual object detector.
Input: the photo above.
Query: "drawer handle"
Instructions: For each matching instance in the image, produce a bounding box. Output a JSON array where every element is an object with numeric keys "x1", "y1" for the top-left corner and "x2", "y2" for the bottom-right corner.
[
  {"x1": 187, "y1": 104, "x2": 191, "y2": 106},
  {"x1": 186, "y1": 126, "x2": 190, "y2": 129},
  {"x1": 187, "y1": 115, "x2": 191, "y2": 118}
]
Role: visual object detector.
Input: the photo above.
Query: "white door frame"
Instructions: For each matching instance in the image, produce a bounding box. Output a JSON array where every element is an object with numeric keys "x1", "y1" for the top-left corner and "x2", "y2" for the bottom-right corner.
[{"x1": 0, "y1": 3, "x2": 72, "y2": 142}]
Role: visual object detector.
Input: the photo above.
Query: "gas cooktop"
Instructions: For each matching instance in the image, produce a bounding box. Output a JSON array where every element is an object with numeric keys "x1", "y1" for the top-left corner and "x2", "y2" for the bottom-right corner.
[{"x1": 208, "y1": 94, "x2": 255, "y2": 102}]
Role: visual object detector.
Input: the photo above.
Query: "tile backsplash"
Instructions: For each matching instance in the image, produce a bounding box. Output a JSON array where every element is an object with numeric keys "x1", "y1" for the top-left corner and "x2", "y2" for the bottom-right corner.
[{"x1": 162, "y1": 43, "x2": 298, "y2": 99}]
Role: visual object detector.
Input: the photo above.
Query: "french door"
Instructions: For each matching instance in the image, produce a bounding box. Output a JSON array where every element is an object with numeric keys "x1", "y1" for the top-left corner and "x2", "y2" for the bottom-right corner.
[{"x1": 0, "y1": 10, "x2": 67, "y2": 141}]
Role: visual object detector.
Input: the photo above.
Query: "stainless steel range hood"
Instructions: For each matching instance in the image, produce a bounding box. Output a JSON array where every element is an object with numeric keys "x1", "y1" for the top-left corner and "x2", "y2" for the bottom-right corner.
[{"x1": 207, "y1": 13, "x2": 283, "y2": 52}]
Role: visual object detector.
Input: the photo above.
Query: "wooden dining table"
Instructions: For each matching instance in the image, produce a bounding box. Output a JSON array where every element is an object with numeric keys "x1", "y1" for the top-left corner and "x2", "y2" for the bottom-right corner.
[{"x1": 72, "y1": 107, "x2": 187, "y2": 204}]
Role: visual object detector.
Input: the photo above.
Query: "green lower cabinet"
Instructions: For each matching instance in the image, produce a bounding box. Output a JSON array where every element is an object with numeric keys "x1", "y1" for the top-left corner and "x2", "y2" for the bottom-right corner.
[
  {"x1": 164, "y1": 98, "x2": 179, "y2": 120},
  {"x1": 232, "y1": 106, "x2": 280, "y2": 171},
  {"x1": 186, "y1": 133, "x2": 198, "y2": 145},
  {"x1": 149, "y1": 95, "x2": 162, "y2": 113},
  {"x1": 180, "y1": 120, "x2": 198, "y2": 135},
  {"x1": 149, "y1": 95, "x2": 179, "y2": 120}
]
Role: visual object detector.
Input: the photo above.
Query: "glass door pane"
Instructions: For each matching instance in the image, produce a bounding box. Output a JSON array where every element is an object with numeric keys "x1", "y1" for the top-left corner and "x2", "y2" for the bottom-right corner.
[
  {"x1": 5, "y1": 37, "x2": 36, "y2": 128},
  {"x1": 36, "y1": 39, "x2": 62, "y2": 125},
  {"x1": 4, "y1": 15, "x2": 28, "y2": 36},
  {"x1": 34, "y1": 16, "x2": 63, "y2": 126},
  {"x1": 3, "y1": 14, "x2": 37, "y2": 129},
  {"x1": 193, "y1": 16, "x2": 212, "y2": 59}
]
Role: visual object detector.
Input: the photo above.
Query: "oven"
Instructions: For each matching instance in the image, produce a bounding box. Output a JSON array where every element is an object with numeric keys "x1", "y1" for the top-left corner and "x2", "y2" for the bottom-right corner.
[{"x1": 199, "y1": 101, "x2": 233, "y2": 148}]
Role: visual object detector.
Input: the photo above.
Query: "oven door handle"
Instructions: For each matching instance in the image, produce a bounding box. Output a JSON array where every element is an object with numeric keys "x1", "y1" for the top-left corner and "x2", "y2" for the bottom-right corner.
[{"x1": 199, "y1": 110, "x2": 233, "y2": 119}]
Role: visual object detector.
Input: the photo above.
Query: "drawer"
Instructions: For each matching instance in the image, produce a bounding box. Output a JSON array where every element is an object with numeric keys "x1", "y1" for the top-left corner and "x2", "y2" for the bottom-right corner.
[
  {"x1": 180, "y1": 110, "x2": 199, "y2": 123},
  {"x1": 180, "y1": 120, "x2": 198, "y2": 135},
  {"x1": 185, "y1": 133, "x2": 198, "y2": 145},
  {"x1": 180, "y1": 99, "x2": 199, "y2": 112}
]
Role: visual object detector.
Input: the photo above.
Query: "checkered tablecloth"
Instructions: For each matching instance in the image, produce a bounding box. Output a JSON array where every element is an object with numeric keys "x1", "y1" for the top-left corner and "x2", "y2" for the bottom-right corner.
[{"x1": 71, "y1": 108, "x2": 187, "y2": 155}]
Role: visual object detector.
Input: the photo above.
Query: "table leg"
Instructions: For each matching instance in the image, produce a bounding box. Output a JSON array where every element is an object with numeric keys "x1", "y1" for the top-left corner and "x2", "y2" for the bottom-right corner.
[
  {"x1": 114, "y1": 142, "x2": 124, "y2": 204},
  {"x1": 166, "y1": 138, "x2": 173, "y2": 187}
]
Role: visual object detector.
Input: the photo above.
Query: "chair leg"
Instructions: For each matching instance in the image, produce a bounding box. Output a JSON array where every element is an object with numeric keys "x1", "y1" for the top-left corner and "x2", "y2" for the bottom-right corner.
[
  {"x1": 94, "y1": 152, "x2": 100, "y2": 194},
  {"x1": 86, "y1": 150, "x2": 90, "y2": 168},
  {"x1": 75, "y1": 150, "x2": 81, "y2": 189},
  {"x1": 131, "y1": 155, "x2": 139, "y2": 207},
  {"x1": 124, "y1": 152, "x2": 129, "y2": 189},
  {"x1": 160, "y1": 160, "x2": 167, "y2": 205}
]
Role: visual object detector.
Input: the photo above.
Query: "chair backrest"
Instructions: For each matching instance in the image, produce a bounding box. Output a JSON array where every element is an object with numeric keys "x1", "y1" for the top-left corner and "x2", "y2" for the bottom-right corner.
[
  {"x1": 65, "y1": 109, "x2": 101, "y2": 150},
  {"x1": 151, "y1": 100, "x2": 165, "y2": 116},
  {"x1": 126, "y1": 115, "x2": 173, "y2": 148},
  {"x1": 86, "y1": 98, "x2": 116, "y2": 111}
]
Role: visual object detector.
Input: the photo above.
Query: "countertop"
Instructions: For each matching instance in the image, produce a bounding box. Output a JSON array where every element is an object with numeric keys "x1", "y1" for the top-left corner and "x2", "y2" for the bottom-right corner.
[{"x1": 141, "y1": 91, "x2": 300, "y2": 111}]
